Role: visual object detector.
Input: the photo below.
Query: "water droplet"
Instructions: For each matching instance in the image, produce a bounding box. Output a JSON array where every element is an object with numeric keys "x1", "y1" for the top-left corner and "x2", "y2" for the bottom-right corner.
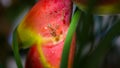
[
  {"x1": 51, "y1": 51, "x2": 55, "y2": 54},
  {"x1": 44, "y1": 27, "x2": 48, "y2": 30}
]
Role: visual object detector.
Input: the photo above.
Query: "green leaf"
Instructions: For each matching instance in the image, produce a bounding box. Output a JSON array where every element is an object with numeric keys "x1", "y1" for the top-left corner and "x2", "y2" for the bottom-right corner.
[
  {"x1": 60, "y1": 9, "x2": 81, "y2": 68},
  {"x1": 12, "y1": 28, "x2": 23, "y2": 68}
]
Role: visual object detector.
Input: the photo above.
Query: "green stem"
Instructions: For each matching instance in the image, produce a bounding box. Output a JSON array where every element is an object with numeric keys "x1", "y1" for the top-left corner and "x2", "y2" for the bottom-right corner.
[
  {"x1": 13, "y1": 29, "x2": 23, "y2": 68},
  {"x1": 60, "y1": 9, "x2": 81, "y2": 68}
]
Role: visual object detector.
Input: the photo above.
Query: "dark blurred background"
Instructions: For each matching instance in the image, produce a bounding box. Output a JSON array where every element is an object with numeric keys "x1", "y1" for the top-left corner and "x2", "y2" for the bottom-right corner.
[
  {"x1": 0, "y1": 0, "x2": 120, "y2": 68},
  {"x1": 0, "y1": 0, "x2": 37, "y2": 68}
]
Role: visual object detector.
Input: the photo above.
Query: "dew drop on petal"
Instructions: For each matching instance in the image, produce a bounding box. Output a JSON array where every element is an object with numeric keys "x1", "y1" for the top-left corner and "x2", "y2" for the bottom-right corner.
[
  {"x1": 44, "y1": 27, "x2": 48, "y2": 30},
  {"x1": 51, "y1": 50, "x2": 55, "y2": 54}
]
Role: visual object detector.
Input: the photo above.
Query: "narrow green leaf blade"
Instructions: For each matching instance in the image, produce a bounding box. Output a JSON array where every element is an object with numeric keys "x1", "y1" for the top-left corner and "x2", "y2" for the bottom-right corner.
[
  {"x1": 60, "y1": 9, "x2": 81, "y2": 68},
  {"x1": 12, "y1": 29, "x2": 23, "y2": 68}
]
